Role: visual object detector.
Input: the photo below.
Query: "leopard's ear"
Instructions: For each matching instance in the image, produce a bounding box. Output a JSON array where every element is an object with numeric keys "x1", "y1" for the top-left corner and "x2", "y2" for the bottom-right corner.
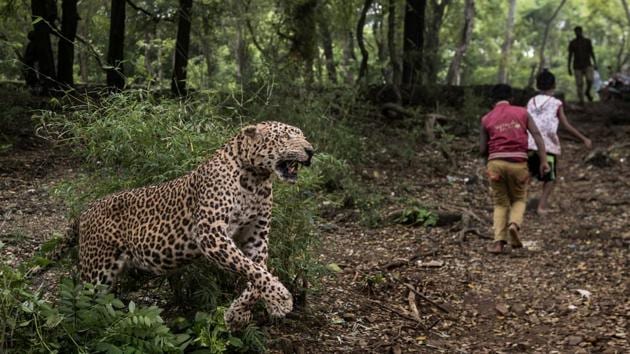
[{"x1": 242, "y1": 125, "x2": 259, "y2": 138}]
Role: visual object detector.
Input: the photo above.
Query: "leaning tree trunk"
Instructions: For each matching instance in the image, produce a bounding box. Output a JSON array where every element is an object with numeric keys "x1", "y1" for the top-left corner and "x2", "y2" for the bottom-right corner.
[
  {"x1": 171, "y1": 0, "x2": 193, "y2": 95},
  {"x1": 317, "y1": 13, "x2": 337, "y2": 84},
  {"x1": 537, "y1": 0, "x2": 567, "y2": 73},
  {"x1": 356, "y1": 0, "x2": 374, "y2": 82},
  {"x1": 425, "y1": 0, "x2": 451, "y2": 84},
  {"x1": 446, "y1": 0, "x2": 474, "y2": 85},
  {"x1": 29, "y1": 0, "x2": 57, "y2": 92},
  {"x1": 387, "y1": 0, "x2": 402, "y2": 90},
  {"x1": 402, "y1": 0, "x2": 426, "y2": 86},
  {"x1": 106, "y1": 0, "x2": 126, "y2": 89},
  {"x1": 497, "y1": 0, "x2": 516, "y2": 84},
  {"x1": 57, "y1": 0, "x2": 79, "y2": 87}
]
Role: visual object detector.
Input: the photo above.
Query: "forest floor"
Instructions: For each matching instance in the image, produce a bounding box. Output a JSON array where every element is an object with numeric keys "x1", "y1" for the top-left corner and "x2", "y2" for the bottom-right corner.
[{"x1": 1, "y1": 99, "x2": 628, "y2": 353}]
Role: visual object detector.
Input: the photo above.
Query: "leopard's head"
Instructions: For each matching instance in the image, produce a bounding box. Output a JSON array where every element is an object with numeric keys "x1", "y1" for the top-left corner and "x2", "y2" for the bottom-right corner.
[{"x1": 240, "y1": 121, "x2": 313, "y2": 183}]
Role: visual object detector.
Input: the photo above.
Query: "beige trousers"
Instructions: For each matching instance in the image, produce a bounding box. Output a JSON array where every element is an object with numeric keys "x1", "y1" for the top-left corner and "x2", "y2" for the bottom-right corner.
[
  {"x1": 575, "y1": 66, "x2": 594, "y2": 102},
  {"x1": 487, "y1": 160, "x2": 530, "y2": 244}
]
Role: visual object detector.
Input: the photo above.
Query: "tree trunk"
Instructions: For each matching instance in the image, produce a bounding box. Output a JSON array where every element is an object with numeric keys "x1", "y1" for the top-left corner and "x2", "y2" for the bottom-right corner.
[
  {"x1": 234, "y1": 21, "x2": 250, "y2": 85},
  {"x1": 387, "y1": 0, "x2": 402, "y2": 89},
  {"x1": 497, "y1": 0, "x2": 516, "y2": 84},
  {"x1": 373, "y1": 7, "x2": 387, "y2": 81},
  {"x1": 425, "y1": 0, "x2": 451, "y2": 84},
  {"x1": 446, "y1": 0, "x2": 474, "y2": 85},
  {"x1": 318, "y1": 14, "x2": 337, "y2": 84},
  {"x1": 201, "y1": 15, "x2": 215, "y2": 88},
  {"x1": 402, "y1": 0, "x2": 426, "y2": 86},
  {"x1": 27, "y1": 0, "x2": 58, "y2": 92},
  {"x1": 615, "y1": 31, "x2": 628, "y2": 72},
  {"x1": 171, "y1": 0, "x2": 193, "y2": 95},
  {"x1": 356, "y1": 0, "x2": 374, "y2": 82},
  {"x1": 57, "y1": 0, "x2": 78, "y2": 87},
  {"x1": 78, "y1": 8, "x2": 89, "y2": 83},
  {"x1": 343, "y1": 31, "x2": 356, "y2": 84},
  {"x1": 537, "y1": 0, "x2": 567, "y2": 73},
  {"x1": 622, "y1": 0, "x2": 630, "y2": 26},
  {"x1": 106, "y1": 0, "x2": 126, "y2": 89}
]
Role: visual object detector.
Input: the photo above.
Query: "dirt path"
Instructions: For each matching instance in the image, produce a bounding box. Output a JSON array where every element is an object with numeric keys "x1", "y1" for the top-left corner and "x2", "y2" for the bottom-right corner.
[
  {"x1": 270, "y1": 103, "x2": 630, "y2": 353},
  {"x1": 1, "y1": 103, "x2": 628, "y2": 353}
]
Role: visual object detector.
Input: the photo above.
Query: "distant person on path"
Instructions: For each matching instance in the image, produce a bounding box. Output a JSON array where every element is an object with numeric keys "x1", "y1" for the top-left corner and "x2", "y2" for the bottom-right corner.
[
  {"x1": 568, "y1": 26, "x2": 597, "y2": 104},
  {"x1": 527, "y1": 70, "x2": 592, "y2": 215},
  {"x1": 480, "y1": 84, "x2": 550, "y2": 254}
]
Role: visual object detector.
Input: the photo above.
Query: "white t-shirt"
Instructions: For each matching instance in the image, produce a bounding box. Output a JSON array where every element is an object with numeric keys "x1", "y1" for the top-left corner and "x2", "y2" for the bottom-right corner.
[{"x1": 527, "y1": 94, "x2": 563, "y2": 155}]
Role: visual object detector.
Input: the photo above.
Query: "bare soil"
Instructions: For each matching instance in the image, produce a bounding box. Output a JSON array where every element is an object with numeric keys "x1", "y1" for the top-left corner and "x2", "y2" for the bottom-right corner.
[{"x1": 1, "y1": 102, "x2": 628, "y2": 353}]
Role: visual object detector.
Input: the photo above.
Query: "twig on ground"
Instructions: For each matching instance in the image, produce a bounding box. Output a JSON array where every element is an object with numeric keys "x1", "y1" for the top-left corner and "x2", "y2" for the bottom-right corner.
[
  {"x1": 401, "y1": 283, "x2": 450, "y2": 314},
  {"x1": 367, "y1": 298, "x2": 426, "y2": 326},
  {"x1": 407, "y1": 287, "x2": 421, "y2": 321}
]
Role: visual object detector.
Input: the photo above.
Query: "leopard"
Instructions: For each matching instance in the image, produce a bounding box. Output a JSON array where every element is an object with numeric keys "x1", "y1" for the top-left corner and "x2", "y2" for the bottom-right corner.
[{"x1": 52, "y1": 121, "x2": 314, "y2": 330}]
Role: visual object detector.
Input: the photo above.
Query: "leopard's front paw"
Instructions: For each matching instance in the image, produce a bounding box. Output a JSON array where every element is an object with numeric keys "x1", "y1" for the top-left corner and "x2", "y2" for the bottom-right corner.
[
  {"x1": 260, "y1": 277, "x2": 293, "y2": 318},
  {"x1": 224, "y1": 301, "x2": 253, "y2": 331}
]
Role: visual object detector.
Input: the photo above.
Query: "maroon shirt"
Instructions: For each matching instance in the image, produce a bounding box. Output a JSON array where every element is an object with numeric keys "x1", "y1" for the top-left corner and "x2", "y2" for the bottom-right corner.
[{"x1": 481, "y1": 102, "x2": 529, "y2": 162}]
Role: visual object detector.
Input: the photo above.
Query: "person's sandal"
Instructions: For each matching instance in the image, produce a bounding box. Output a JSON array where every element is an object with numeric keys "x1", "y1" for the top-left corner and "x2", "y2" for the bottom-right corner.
[
  {"x1": 508, "y1": 223, "x2": 523, "y2": 249},
  {"x1": 487, "y1": 241, "x2": 506, "y2": 254}
]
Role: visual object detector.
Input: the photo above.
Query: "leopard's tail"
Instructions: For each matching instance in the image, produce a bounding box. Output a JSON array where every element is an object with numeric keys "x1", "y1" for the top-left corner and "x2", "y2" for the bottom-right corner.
[{"x1": 28, "y1": 219, "x2": 79, "y2": 277}]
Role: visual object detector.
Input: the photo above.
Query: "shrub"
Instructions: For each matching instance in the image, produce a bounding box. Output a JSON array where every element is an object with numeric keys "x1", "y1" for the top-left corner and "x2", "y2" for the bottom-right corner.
[{"x1": 393, "y1": 204, "x2": 437, "y2": 227}]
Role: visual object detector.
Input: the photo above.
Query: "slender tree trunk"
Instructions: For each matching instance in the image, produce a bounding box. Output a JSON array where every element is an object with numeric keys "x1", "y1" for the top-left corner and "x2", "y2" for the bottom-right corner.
[
  {"x1": 318, "y1": 14, "x2": 337, "y2": 84},
  {"x1": 201, "y1": 15, "x2": 215, "y2": 87},
  {"x1": 57, "y1": 0, "x2": 78, "y2": 87},
  {"x1": 446, "y1": 0, "x2": 474, "y2": 85},
  {"x1": 28, "y1": 0, "x2": 58, "y2": 92},
  {"x1": 527, "y1": 63, "x2": 537, "y2": 88},
  {"x1": 78, "y1": 9, "x2": 89, "y2": 83},
  {"x1": 425, "y1": 0, "x2": 451, "y2": 84},
  {"x1": 497, "y1": 0, "x2": 516, "y2": 83},
  {"x1": 402, "y1": 0, "x2": 426, "y2": 86},
  {"x1": 171, "y1": 0, "x2": 193, "y2": 95},
  {"x1": 343, "y1": 31, "x2": 356, "y2": 84},
  {"x1": 144, "y1": 24, "x2": 157, "y2": 84},
  {"x1": 537, "y1": 0, "x2": 567, "y2": 73},
  {"x1": 234, "y1": 21, "x2": 250, "y2": 85},
  {"x1": 372, "y1": 8, "x2": 387, "y2": 81},
  {"x1": 157, "y1": 34, "x2": 163, "y2": 85},
  {"x1": 622, "y1": 0, "x2": 630, "y2": 26},
  {"x1": 356, "y1": 0, "x2": 374, "y2": 82},
  {"x1": 106, "y1": 0, "x2": 126, "y2": 89},
  {"x1": 615, "y1": 31, "x2": 627, "y2": 72},
  {"x1": 387, "y1": 0, "x2": 402, "y2": 88}
]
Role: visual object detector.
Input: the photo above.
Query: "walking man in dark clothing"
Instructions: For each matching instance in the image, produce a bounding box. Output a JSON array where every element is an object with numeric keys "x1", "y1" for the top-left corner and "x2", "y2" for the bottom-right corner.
[{"x1": 568, "y1": 26, "x2": 597, "y2": 104}]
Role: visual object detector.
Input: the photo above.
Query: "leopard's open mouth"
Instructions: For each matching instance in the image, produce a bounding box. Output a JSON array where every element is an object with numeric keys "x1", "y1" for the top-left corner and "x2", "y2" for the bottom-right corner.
[{"x1": 276, "y1": 159, "x2": 309, "y2": 182}]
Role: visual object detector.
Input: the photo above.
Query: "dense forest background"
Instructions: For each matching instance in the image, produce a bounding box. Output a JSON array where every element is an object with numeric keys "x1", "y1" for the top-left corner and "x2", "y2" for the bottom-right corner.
[{"x1": 1, "y1": 0, "x2": 629, "y2": 98}]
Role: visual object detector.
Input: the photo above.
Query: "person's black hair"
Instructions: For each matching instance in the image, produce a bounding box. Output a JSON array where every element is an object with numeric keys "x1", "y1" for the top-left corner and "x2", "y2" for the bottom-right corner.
[
  {"x1": 491, "y1": 84, "x2": 512, "y2": 101},
  {"x1": 574, "y1": 26, "x2": 583, "y2": 34},
  {"x1": 536, "y1": 69, "x2": 555, "y2": 91}
]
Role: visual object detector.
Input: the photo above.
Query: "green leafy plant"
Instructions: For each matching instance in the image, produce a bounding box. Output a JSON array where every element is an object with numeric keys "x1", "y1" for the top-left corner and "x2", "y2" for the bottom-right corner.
[{"x1": 393, "y1": 205, "x2": 438, "y2": 227}]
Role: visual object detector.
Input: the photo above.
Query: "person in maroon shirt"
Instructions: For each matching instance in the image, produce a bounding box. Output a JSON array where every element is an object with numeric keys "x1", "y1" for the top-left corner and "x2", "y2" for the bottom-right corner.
[
  {"x1": 568, "y1": 26, "x2": 598, "y2": 104},
  {"x1": 480, "y1": 84, "x2": 550, "y2": 254}
]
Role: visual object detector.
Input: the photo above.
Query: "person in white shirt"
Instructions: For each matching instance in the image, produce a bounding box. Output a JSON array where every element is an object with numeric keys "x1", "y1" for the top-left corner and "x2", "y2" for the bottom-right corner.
[{"x1": 527, "y1": 69, "x2": 592, "y2": 215}]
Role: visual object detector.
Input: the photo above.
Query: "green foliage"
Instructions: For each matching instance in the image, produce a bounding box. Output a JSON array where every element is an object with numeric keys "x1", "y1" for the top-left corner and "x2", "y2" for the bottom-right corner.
[
  {"x1": 0, "y1": 262, "x2": 267, "y2": 353},
  {"x1": 393, "y1": 204, "x2": 437, "y2": 227},
  {"x1": 188, "y1": 310, "x2": 266, "y2": 353}
]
